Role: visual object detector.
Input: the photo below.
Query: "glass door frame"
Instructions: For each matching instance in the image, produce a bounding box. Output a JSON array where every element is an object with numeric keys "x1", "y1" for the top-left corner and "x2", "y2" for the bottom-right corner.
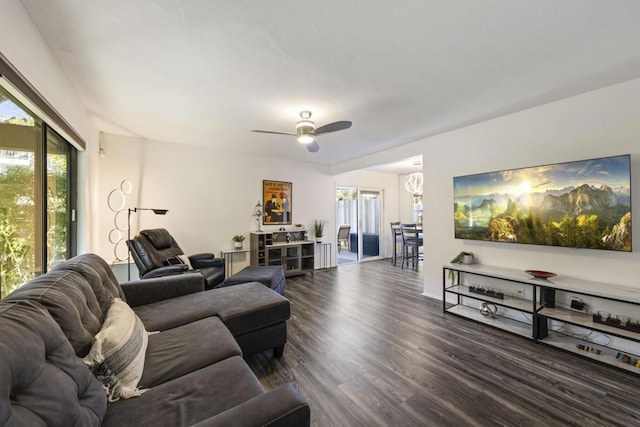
[
  {"x1": 357, "y1": 187, "x2": 383, "y2": 262},
  {"x1": 335, "y1": 185, "x2": 384, "y2": 264},
  {"x1": 0, "y1": 87, "x2": 77, "y2": 297}
]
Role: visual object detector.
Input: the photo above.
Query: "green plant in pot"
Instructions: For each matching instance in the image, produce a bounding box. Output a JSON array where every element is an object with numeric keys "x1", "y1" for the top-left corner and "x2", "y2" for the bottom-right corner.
[
  {"x1": 451, "y1": 251, "x2": 474, "y2": 265},
  {"x1": 448, "y1": 251, "x2": 474, "y2": 284},
  {"x1": 232, "y1": 234, "x2": 245, "y2": 250},
  {"x1": 313, "y1": 220, "x2": 325, "y2": 243}
]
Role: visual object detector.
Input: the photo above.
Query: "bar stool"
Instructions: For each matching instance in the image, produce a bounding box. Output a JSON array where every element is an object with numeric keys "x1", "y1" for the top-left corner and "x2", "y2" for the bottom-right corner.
[
  {"x1": 390, "y1": 222, "x2": 402, "y2": 265},
  {"x1": 400, "y1": 223, "x2": 423, "y2": 271}
]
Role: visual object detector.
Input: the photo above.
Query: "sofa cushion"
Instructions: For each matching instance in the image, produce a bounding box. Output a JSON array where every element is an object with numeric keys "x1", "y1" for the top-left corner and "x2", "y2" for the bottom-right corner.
[
  {"x1": 3, "y1": 269, "x2": 104, "y2": 357},
  {"x1": 0, "y1": 300, "x2": 107, "y2": 426},
  {"x1": 121, "y1": 272, "x2": 205, "y2": 307},
  {"x1": 52, "y1": 253, "x2": 126, "y2": 315},
  {"x1": 102, "y1": 356, "x2": 264, "y2": 427},
  {"x1": 220, "y1": 265, "x2": 286, "y2": 295},
  {"x1": 83, "y1": 298, "x2": 149, "y2": 402},
  {"x1": 140, "y1": 316, "x2": 241, "y2": 388},
  {"x1": 213, "y1": 282, "x2": 291, "y2": 336},
  {"x1": 133, "y1": 282, "x2": 290, "y2": 335},
  {"x1": 133, "y1": 291, "x2": 219, "y2": 331}
]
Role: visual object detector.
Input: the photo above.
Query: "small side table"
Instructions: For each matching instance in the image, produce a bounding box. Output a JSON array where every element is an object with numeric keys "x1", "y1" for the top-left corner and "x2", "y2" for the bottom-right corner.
[
  {"x1": 220, "y1": 248, "x2": 250, "y2": 278},
  {"x1": 315, "y1": 242, "x2": 331, "y2": 269}
]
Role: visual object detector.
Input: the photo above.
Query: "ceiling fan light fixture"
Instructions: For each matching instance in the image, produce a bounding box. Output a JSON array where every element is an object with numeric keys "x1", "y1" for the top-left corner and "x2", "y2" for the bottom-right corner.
[
  {"x1": 252, "y1": 110, "x2": 350, "y2": 153},
  {"x1": 296, "y1": 119, "x2": 314, "y2": 132},
  {"x1": 297, "y1": 134, "x2": 314, "y2": 144}
]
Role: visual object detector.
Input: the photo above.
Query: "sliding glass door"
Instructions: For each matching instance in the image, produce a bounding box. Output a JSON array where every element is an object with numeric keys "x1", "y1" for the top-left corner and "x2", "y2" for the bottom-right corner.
[
  {"x1": 0, "y1": 93, "x2": 41, "y2": 296},
  {"x1": 0, "y1": 87, "x2": 76, "y2": 297},
  {"x1": 336, "y1": 186, "x2": 357, "y2": 264},
  {"x1": 46, "y1": 128, "x2": 74, "y2": 267},
  {"x1": 336, "y1": 186, "x2": 383, "y2": 264},
  {"x1": 359, "y1": 189, "x2": 382, "y2": 261}
]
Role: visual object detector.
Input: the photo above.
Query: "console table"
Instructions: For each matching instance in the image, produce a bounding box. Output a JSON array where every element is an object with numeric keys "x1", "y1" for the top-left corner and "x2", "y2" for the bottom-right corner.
[
  {"x1": 443, "y1": 263, "x2": 640, "y2": 375},
  {"x1": 315, "y1": 242, "x2": 332, "y2": 269},
  {"x1": 220, "y1": 248, "x2": 250, "y2": 278}
]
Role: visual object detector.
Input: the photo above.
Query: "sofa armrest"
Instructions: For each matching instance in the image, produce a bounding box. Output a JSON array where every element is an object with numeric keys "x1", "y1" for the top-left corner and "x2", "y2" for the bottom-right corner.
[
  {"x1": 192, "y1": 384, "x2": 310, "y2": 427},
  {"x1": 142, "y1": 264, "x2": 189, "y2": 278},
  {"x1": 121, "y1": 273, "x2": 205, "y2": 307},
  {"x1": 189, "y1": 253, "x2": 224, "y2": 269}
]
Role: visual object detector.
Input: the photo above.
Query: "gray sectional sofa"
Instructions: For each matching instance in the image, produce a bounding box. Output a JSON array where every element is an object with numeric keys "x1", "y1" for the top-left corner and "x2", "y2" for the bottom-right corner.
[{"x1": 0, "y1": 253, "x2": 309, "y2": 426}]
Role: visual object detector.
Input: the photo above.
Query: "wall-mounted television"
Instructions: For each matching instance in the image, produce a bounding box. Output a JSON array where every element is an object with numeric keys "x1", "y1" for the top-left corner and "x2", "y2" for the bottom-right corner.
[{"x1": 453, "y1": 154, "x2": 632, "y2": 252}]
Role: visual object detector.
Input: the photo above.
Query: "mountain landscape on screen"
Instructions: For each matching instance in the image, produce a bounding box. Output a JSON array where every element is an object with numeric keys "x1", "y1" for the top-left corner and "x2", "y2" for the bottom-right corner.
[{"x1": 453, "y1": 155, "x2": 632, "y2": 251}]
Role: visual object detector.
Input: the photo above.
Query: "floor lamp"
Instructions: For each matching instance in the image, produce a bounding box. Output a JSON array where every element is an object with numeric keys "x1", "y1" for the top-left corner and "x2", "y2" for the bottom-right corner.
[{"x1": 127, "y1": 207, "x2": 169, "y2": 281}]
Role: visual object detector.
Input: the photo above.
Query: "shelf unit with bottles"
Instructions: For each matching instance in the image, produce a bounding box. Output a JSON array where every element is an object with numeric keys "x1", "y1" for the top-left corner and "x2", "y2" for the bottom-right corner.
[
  {"x1": 250, "y1": 229, "x2": 314, "y2": 276},
  {"x1": 443, "y1": 263, "x2": 640, "y2": 375}
]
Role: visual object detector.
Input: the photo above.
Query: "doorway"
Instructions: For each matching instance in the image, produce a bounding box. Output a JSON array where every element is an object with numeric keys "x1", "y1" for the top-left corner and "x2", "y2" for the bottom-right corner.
[{"x1": 336, "y1": 186, "x2": 383, "y2": 265}]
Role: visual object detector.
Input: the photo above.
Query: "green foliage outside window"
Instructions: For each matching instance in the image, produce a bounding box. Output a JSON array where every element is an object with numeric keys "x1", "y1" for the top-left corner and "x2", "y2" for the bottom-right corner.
[
  {"x1": 336, "y1": 188, "x2": 357, "y2": 201},
  {"x1": 1, "y1": 88, "x2": 71, "y2": 298},
  {"x1": 0, "y1": 159, "x2": 68, "y2": 297},
  {"x1": 0, "y1": 165, "x2": 36, "y2": 297}
]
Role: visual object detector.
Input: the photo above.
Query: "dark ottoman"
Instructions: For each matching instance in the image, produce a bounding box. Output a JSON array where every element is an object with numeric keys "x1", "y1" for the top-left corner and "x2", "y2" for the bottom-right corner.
[{"x1": 220, "y1": 266, "x2": 286, "y2": 295}]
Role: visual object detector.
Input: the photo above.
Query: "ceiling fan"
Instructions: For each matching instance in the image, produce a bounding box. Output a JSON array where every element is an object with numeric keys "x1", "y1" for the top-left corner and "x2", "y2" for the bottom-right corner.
[{"x1": 252, "y1": 111, "x2": 352, "y2": 152}]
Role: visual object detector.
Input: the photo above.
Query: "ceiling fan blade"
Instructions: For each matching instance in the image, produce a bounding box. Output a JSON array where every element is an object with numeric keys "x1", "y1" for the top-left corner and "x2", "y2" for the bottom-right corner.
[
  {"x1": 306, "y1": 141, "x2": 320, "y2": 153},
  {"x1": 312, "y1": 121, "x2": 352, "y2": 135},
  {"x1": 251, "y1": 130, "x2": 297, "y2": 136}
]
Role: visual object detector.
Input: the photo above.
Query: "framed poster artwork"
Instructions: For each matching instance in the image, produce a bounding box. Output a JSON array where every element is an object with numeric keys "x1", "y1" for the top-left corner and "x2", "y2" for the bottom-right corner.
[{"x1": 263, "y1": 180, "x2": 292, "y2": 225}]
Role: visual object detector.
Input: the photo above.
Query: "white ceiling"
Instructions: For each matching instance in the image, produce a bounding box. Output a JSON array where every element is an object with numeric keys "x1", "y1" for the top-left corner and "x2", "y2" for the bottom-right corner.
[
  {"x1": 366, "y1": 155, "x2": 423, "y2": 175},
  {"x1": 18, "y1": 1, "x2": 640, "y2": 168}
]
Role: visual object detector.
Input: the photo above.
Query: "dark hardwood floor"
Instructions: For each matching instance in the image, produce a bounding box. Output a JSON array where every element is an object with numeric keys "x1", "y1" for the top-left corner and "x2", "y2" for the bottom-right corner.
[{"x1": 244, "y1": 260, "x2": 640, "y2": 426}]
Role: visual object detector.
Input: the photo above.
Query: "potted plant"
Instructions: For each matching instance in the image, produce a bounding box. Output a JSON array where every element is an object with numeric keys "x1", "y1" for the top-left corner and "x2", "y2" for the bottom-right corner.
[
  {"x1": 313, "y1": 220, "x2": 325, "y2": 243},
  {"x1": 448, "y1": 251, "x2": 474, "y2": 284},
  {"x1": 232, "y1": 234, "x2": 245, "y2": 250},
  {"x1": 451, "y1": 251, "x2": 474, "y2": 265}
]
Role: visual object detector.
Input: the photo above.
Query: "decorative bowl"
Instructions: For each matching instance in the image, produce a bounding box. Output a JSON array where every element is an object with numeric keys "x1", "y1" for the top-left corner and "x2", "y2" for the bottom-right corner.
[{"x1": 525, "y1": 270, "x2": 557, "y2": 280}]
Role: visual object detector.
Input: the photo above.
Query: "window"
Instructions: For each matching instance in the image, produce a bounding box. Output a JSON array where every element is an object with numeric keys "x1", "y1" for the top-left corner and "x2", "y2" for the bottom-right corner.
[{"x1": 0, "y1": 87, "x2": 77, "y2": 297}]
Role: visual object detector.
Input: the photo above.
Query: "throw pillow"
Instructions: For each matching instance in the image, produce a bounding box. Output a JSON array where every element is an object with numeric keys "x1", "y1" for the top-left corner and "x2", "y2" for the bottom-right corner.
[{"x1": 83, "y1": 298, "x2": 149, "y2": 402}]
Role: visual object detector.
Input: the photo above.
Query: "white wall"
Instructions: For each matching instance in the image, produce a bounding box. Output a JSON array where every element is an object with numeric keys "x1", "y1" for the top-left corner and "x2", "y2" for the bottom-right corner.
[
  {"x1": 0, "y1": 0, "x2": 93, "y2": 143},
  {"x1": 5, "y1": 0, "x2": 639, "y2": 298},
  {"x1": 420, "y1": 77, "x2": 640, "y2": 298},
  {"x1": 339, "y1": 77, "x2": 640, "y2": 299},
  {"x1": 397, "y1": 173, "x2": 415, "y2": 223},
  {"x1": 97, "y1": 134, "x2": 343, "y2": 270},
  {"x1": 98, "y1": 136, "x2": 404, "y2": 271},
  {"x1": 100, "y1": 76, "x2": 640, "y2": 296},
  {"x1": 0, "y1": 0, "x2": 100, "y2": 253}
]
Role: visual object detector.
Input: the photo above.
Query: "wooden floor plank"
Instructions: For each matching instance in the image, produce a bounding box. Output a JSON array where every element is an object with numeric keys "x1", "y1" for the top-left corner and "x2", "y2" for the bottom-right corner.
[{"x1": 245, "y1": 260, "x2": 640, "y2": 426}]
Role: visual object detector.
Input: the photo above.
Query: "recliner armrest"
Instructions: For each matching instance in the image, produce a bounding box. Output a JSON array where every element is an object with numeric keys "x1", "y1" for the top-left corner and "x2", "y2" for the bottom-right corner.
[
  {"x1": 121, "y1": 272, "x2": 205, "y2": 307},
  {"x1": 189, "y1": 252, "x2": 215, "y2": 261},
  {"x1": 142, "y1": 264, "x2": 189, "y2": 278},
  {"x1": 191, "y1": 383, "x2": 310, "y2": 427},
  {"x1": 189, "y1": 253, "x2": 224, "y2": 269}
]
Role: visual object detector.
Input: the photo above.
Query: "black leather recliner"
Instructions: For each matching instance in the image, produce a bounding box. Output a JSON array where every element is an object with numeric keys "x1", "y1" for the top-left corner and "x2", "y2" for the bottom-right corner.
[{"x1": 128, "y1": 228, "x2": 225, "y2": 289}]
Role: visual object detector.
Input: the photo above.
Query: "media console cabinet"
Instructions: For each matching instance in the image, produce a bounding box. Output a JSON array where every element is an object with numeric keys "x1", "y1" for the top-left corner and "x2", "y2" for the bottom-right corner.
[
  {"x1": 443, "y1": 263, "x2": 640, "y2": 375},
  {"x1": 250, "y1": 230, "x2": 314, "y2": 276}
]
